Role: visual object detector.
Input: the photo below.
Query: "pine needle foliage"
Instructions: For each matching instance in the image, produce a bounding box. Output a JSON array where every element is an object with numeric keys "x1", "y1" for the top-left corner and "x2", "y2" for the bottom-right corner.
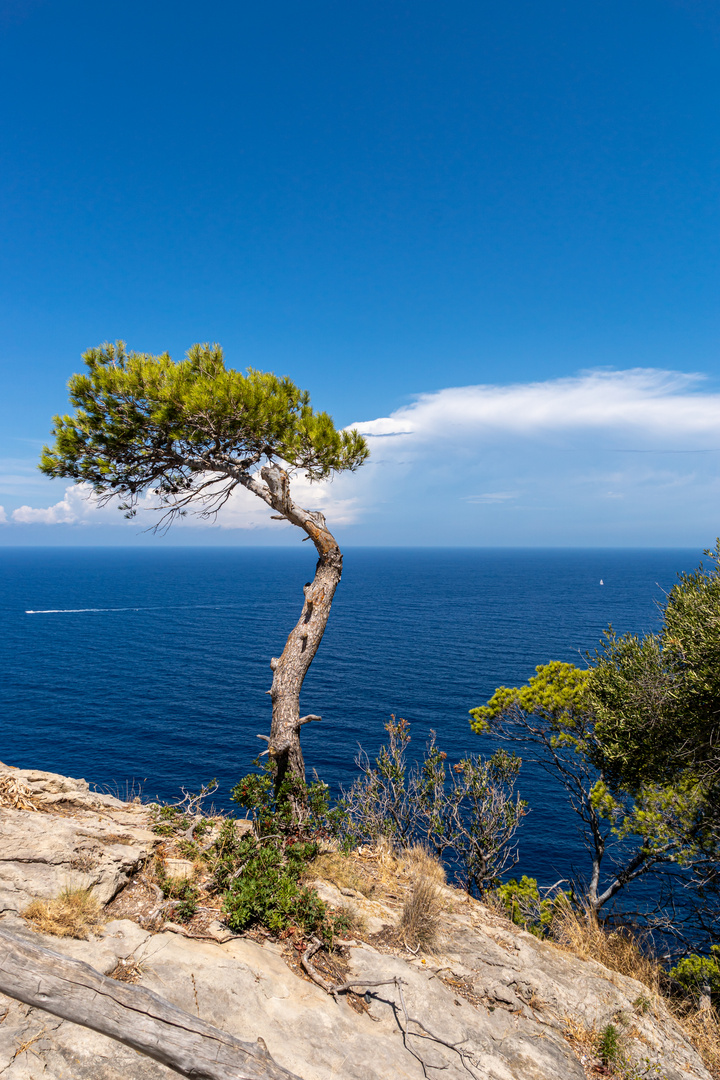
[{"x1": 39, "y1": 341, "x2": 368, "y2": 524}]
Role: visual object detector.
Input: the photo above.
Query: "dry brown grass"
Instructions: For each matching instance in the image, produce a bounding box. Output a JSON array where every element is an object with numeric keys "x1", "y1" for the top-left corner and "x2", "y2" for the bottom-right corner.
[
  {"x1": 672, "y1": 1004, "x2": 720, "y2": 1078},
  {"x1": 561, "y1": 1012, "x2": 600, "y2": 1057},
  {"x1": 23, "y1": 887, "x2": 103, "y2": 939},
  {"x1": 399, "y1": 875, "x2": 445, "y2": 952},
  {"x1": 551, "y1": 903, "x2": 720, "y2": 1079},
  {"x1": 108, "y1": 957, "x2": 145, "y2": 984},
  {"x1": 307, "y1": 851, "x2": 374, "y2": 897},
  {"x1": 344, "y1": 838, "x2": 447, "y2": 891},
  {"x1": 553, "y1": 902, "x2": 661, "y2": 996},
  {"x1": 0, "y1": 774, "x2": 44, "y2": 812},
  {"x1": 399, "y1": 844, "x2": 446, "y2": 885}
]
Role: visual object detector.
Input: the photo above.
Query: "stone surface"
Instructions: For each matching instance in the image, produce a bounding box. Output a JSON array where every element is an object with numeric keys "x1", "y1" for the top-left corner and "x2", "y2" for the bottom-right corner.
[
  {"x1": 164, "y1": 858, "x2": 195, "y2": 880},
  {"x1": 0, "y1": 764, "x2": 713, "y2": 1080},
  {"x1": 0, "y1": 762, "x2": 155, "y2": 911}
]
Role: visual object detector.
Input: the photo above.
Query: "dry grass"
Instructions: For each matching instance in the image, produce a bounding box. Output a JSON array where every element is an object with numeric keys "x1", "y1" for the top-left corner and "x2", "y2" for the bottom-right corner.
[
  {"x1": 553, "y1": 902, "x2": 661, "y2": 996},
  {"x1": 343, "y1": 838, "x2": 446, "y2": 890},
  {"x1": 307, "y1": 851, "x2": 374, "y2": 897},
  {"x1": 399, "y1": 844, "x2": 446, "y2": 885},
  {"x1": 399, "y1": 875, "x2": 445, "y2": 952},
  {"x1": 108, "y1": 957, "x2": 145, "y2": 984},
  {"x1": 562, "y1": 1012, "x2": 600, "y2": 1056},
  {"x1": 673, "y1": 1004, "x2": 720, "y2": 1078},
  {"x1": 23, "y1": 887, "x2": 103, "y2": 939},
  {"x1": 551, "y1": 903, "x2": 720, "y2": 1079},
  {"x1": 0, "y1": 774, "x2": 44, "y2": 812}
]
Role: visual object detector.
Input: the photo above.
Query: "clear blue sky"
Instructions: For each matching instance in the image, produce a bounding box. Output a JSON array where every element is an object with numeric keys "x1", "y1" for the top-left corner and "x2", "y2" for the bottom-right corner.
[{"x1": 2, "y1": 0, "x2": 719, "y2": 546}]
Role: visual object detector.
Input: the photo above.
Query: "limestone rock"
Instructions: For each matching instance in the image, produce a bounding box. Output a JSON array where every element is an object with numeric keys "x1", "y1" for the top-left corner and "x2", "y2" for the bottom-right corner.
[
  {"x1": 0, "y1": 765, "x2": 713, "y2": 1080},
  {"x1": 0, "y1": 763, "x2": 156, "y2": 912}
]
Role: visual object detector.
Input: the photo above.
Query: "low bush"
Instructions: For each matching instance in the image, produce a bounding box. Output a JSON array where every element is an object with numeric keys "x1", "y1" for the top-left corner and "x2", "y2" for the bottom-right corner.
[
  {"x1": 493, "y1": 875, "x2": 572, "y2": 938},
  {"x1": 211, "y1": 765, "x2": 351, "y2": 946},
  {"x1": 670, "y1": 946, "x2": 720, "y2": 1002},
  {"x1": 335, "y1": 717, "x2": 527, "y2": 894},
  {"x1": 158, "y1": 873, "x2": 199, "y2": 923},
  {"x1": 598, "y1": 1022, "x2": 622, "y2": 1066}
]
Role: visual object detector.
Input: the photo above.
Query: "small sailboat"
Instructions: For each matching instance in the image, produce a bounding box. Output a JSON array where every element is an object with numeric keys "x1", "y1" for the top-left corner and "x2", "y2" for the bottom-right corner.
[{"x1": 599, "y1": 579, "x2": 604, "y2": 585}]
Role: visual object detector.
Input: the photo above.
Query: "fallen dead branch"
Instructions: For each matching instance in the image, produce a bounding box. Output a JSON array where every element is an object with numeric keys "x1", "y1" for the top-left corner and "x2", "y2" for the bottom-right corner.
[{"x1": 0, "y1": 927, "x2": 302, "y2": 1080}]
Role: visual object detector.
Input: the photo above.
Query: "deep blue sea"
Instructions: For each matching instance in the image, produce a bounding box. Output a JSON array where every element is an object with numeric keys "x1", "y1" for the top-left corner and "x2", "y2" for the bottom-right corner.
[{"x1": 0, "y1": 546, "x2": 703, "y2": 899}]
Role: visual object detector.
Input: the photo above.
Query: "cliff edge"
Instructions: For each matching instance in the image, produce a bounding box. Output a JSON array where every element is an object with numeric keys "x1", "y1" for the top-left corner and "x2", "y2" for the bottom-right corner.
[{"x1": 0, "y1": 762, "x2": 712, "y2": 1080}]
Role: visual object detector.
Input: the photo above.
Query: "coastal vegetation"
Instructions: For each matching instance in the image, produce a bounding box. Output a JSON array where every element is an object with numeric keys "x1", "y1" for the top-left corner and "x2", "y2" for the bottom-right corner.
[
  {"x1": 136, "y1": 761, "x2": 720, "y2": 1076},
  {"x1": 32, "y1": 346, "x2": 720, "y2": 1072},
  {"x1": 471, "y1": 544, "x2": 720, "y2": 948}
]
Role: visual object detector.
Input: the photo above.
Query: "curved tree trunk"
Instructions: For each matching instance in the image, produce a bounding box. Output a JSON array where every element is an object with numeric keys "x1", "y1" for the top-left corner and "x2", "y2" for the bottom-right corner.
[
  {"x1": 267, "y1": 542, "x2": 342, "y2": 792},
  {"x1": 240, "y1": 464, "x2": 344, "y2": 796}
]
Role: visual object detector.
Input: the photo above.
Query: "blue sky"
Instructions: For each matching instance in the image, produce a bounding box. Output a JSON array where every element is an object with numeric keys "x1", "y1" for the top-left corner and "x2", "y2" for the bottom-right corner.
[{"x1": 2, "y1": 0, "x2": 719, "y2": 546}]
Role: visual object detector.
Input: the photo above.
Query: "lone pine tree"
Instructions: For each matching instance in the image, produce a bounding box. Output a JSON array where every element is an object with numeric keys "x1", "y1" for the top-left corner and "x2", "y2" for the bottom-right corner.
[{"x1": 40, "y1": 342, "x2": 369, "y2": 797}]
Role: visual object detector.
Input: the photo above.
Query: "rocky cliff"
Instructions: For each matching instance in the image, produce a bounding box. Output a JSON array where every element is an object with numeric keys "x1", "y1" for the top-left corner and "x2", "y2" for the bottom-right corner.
[{"x1": 0, "y1": 762, "x2": 712, "y2": 1080}]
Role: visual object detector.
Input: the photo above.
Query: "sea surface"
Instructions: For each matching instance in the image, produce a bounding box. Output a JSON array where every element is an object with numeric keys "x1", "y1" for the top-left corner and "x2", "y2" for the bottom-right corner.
[{"x1": 0, "y1": 545, "x2": 703, "y2": 898}]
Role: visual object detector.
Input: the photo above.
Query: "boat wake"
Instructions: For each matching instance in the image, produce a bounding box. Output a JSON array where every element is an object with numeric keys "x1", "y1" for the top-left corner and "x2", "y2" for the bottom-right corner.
[{"x1": 25, "y1": 607, "x2": 141, "y2": 614}]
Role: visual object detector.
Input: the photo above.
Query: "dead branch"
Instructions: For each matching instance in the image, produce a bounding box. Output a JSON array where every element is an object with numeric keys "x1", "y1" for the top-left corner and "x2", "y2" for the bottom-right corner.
[{"x1": 0, "y1": 927, "x2": 302, "y2": 1080}]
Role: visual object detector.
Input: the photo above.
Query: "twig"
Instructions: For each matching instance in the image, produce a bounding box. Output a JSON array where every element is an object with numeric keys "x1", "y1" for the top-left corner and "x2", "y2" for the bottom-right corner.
[
  {"x1": 396, "y1": 980, "x2": 482, "y2": 1078},
  {"x1": 300, "y1": 938, "x2": 336, "y2": 995},
  {"x1": 305, "y1": 950, "x2": 486, "y2": 1078}
]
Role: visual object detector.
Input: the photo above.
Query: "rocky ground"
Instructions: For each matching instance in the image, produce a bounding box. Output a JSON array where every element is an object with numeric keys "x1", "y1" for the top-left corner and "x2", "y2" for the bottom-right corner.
[{"x1": 0, "y1": 761, "x2": 713, "y2": 1080}]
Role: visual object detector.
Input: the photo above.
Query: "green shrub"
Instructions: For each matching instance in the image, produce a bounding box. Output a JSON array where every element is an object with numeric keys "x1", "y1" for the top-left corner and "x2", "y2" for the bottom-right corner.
[
  {"x1": 494, "y1": 875, "x2": 570, "y2": 937},
  {"x1": 221, "y1": 835, "x2": 350, "y2": 944},
  {"x1": 215, "y1": 764, "x2": 348, "y2": 945},
  {"x1": 230, "y1": 763, "x2": 337, "y2": 839},
  {"x1": 670, "y1": 945, "x2": 720, "y2": 1000},
  {"x1": 334, "y1": 718, "x2": 527, "y2": 894},
  {"x1": 157, "y1": 873, "x2": 198, "y2": 923},
  {"x1": 598, "y1": 1023, "x2": 622, "y2": 1065}
]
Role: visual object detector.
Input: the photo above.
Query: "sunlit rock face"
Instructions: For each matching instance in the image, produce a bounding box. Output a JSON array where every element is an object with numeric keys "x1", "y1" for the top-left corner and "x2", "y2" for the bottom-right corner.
[{"x1": 0, "y1": 762, "x2": 712, "y2": 1080}]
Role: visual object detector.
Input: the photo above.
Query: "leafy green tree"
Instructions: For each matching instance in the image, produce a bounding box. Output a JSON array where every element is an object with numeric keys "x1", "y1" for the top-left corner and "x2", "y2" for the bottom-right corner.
[
  {"x1": 670, "y1": 945, "x2": 720, "y2": 1002},
  {"x1": 585, "y1": 545, "x2": 720, "y2": 926},
  {"x1": 470, "y1": 661, "x2": 710, "y2": 918},
  {"x1": 589, "y1": 543, "x2": 720, "y2": 799},
  {"x1": 494, "y1": 874, "x2": 571, "y2": 937},
  {"x1": 40, "y1": 342, "x2": 369, "y2": 795}
]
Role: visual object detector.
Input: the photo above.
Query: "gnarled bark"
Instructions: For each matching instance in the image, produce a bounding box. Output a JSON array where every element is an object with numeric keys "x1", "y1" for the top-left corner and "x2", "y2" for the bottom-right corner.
[
  {"x1": 239, "y1": 463, "x2": 343, "y2": 794},
  {"x1": 0, "y1": 927, "x2": 302, "y2": 1080}
]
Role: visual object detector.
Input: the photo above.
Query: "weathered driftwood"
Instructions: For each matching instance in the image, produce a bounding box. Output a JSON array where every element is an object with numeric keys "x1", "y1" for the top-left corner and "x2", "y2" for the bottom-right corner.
[{"x1": 0, "y1": 927, "x2": 302, "y2": 1080}]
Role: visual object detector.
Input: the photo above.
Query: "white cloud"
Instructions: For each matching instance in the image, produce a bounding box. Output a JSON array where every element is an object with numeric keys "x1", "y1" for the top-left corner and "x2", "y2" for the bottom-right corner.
[
  {"x1": 9, "y1": 475, "x2": 361, "y2": 530},
  {"x1": 351, "y1": 369, "x2": 720, "y2": 446},
  {"x1": 12, "y1": 485, "x2": 105, "y2": 524},
  {"x1": 7, "y1": 368, "x2": 720, "y2": 545},
  {"x1": 335, "y1": 367, "x2": 720, "y2": 544},
  {"x1": 0, "y1": 506, "x2": 6, "y2": 523}
]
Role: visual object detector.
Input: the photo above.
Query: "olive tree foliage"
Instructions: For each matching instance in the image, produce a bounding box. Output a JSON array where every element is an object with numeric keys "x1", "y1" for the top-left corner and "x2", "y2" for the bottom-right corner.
[
  {"x1": 470, "y1": 661, "x2": 711, "y2": 922},
  {"x1": 40, "y1": 342, "x2": 369, "y2": 795}
]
